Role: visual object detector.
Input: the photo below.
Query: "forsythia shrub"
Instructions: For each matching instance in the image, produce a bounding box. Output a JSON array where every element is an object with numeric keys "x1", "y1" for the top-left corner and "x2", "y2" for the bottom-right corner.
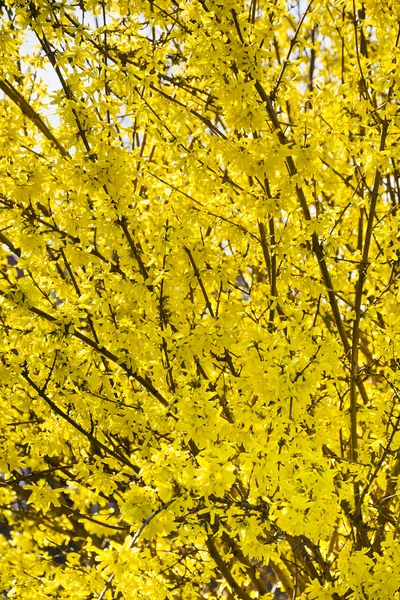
[{"x1": 0, "y1": 0, "x2": 399, "y2": 598}]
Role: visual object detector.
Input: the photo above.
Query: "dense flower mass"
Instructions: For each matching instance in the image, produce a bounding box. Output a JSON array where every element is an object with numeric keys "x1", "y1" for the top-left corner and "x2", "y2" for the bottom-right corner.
[{"x1": 0, "y1": 0, "x2": 400, "y2": 598}]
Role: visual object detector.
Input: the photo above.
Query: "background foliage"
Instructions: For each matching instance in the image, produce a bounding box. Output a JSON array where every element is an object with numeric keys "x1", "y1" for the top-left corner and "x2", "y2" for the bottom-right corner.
[{"x1": 0, "y1": 0, "x2": 400, "y2": 598}]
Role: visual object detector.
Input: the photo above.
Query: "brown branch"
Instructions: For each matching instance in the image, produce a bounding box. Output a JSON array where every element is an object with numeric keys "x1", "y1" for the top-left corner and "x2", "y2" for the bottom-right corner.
[
  {"x1": 0, "y1": 230, "x2": 21, "y2": 257},
  {"x1": 221, "y1": 532, "x2": 270, "y2": 596},
  {"x1": 183, "y1": 246, "x2": 215, "y2": 318},
  {"x1": 0, "y1": 79, "x2": 69, "y2": 157},
  {"x1": 253, "y1": 79, "x2": 372, "y2": 408},
  {"x1": 0, "y1": 293, "x2": 169, "y2": 409},
  {"x1": 350, "y1": 120, "x2": 388, "y2": 545},
  {"x1": 20, "y1": 367, "x2": 139, "y2": 473},
  {"x1": 273, "y1": 0, "x2": 315, "y2": 95},
  {"x1": 205, "y1": 536, "x2": 253, "y2": 600}
]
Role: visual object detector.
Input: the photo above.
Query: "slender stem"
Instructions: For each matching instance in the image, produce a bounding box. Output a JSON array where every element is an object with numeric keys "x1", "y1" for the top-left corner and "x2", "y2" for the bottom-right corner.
[
  {"x1": 20, "y1": 368, "x2": 139, "y2": 473},
  {"x1": 0, "y1": 79, "x2": 69, "y2": 157},
  {"x1": 205, "y1": 536, "x2": 253, "y2": 600},
  {"x1": 350, "y1": 120, "x2": 388, "y2": 463}
]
